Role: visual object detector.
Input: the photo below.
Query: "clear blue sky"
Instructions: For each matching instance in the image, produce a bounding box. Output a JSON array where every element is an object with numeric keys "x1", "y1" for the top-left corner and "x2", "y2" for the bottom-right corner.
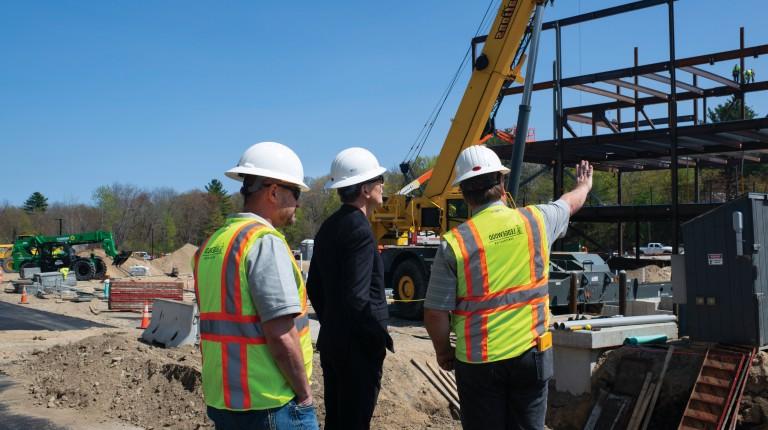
[{"x1": 3, "y1": 1, "x2": 766, "y2": 206}]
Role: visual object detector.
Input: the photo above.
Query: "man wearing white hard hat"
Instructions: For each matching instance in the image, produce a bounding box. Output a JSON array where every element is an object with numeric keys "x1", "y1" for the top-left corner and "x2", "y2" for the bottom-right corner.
[
  {"x1": 194, "y1": 141, "x2": 318, "y2": 429},
  {"x1": 307, "y1": 147, "x2": 394, "y2": 430},
  {"x1": 424, "y1": 144, "x2": 593, "y2": 430}
]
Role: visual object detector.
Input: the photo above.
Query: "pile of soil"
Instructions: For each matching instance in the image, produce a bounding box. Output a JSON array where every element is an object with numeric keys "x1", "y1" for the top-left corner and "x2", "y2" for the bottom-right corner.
[
  {"x1": 739, "y1": 351, "x2": 768, "y2": 427},
  {"x1": 4, "y1": 328, "x2": 459, "y2": 430},
  {"x1": 9, "y1": 333, "x2": 208, "y2": 429},
  {"x1": 151, "y1": 244, "x2": 198, "y2": 275},
  {"x1": 625, "y1": 265, "x2": 672, "y2": 283}
]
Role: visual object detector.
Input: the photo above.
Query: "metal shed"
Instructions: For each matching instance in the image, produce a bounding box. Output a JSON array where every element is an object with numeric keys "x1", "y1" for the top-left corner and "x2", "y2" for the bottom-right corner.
[{"x1": 680, "y1": 193, "x2": 768, "y2": 345}]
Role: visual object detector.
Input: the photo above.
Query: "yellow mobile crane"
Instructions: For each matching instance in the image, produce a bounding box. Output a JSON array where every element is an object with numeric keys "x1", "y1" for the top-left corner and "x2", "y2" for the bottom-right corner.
[{"x1": 371, "y1": 0, "x2": 549, "y2": 319}]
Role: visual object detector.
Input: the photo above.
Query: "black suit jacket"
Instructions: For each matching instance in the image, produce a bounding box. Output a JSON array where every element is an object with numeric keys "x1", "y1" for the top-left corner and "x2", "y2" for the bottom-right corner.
[{"x1": 307, "y1": 204, "x2": 394, "y2": 357}]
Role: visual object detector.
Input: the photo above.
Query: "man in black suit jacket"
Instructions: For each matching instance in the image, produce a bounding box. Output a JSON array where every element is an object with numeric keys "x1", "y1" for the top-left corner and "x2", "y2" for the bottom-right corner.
[{"x1": 307, "y1": 147, "x2": 394, "y2": 430}]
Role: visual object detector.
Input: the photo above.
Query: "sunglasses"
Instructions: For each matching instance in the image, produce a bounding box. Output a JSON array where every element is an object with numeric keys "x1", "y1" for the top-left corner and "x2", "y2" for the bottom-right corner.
[{"x1": 264, "y1": 183, "x2": 301, "y2": 200}]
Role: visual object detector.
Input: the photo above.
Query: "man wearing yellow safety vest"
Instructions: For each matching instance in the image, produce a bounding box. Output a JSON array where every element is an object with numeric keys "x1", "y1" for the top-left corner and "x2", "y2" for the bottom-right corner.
[
  {"x1": 424, "y1": 145, "x2": 593, "y2": 430},
  {"x1": 194, "y1": 141, "x2": 318, "y2": 429}
]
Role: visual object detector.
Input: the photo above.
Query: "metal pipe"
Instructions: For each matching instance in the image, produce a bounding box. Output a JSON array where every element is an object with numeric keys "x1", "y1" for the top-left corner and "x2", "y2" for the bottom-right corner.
[
  {"x1": 619, "y1": 271, "x2": 627, "y2": 316},
  {"x1": 508, "y1": 3, "x2": 545, "y2": 200},
  {"x1": 668, "y1": 0, "x2": 679, "y2": 254},
  {"x1": 558, "y1": 314, "x2": 677, "y2": 330},
  {"x1": 569, "y1": 272, "x2": 578, "y2": 315}
]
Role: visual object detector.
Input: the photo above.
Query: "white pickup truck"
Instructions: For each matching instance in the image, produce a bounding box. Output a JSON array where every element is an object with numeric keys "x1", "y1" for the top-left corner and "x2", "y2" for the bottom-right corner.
[{"x1": 639, "y1": 242, "x2": 673, "y2": 255}]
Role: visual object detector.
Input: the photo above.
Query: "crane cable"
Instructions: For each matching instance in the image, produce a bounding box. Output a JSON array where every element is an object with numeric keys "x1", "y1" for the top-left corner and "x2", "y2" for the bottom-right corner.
[{"x1": 401, "y1": 0, "x2": 500, "y2": 168}]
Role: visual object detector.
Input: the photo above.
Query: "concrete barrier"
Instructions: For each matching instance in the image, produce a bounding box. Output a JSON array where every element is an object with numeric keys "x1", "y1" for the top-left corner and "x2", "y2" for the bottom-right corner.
[{"x1": 140, "y1": 299, "x2": 199, "y2": 348}]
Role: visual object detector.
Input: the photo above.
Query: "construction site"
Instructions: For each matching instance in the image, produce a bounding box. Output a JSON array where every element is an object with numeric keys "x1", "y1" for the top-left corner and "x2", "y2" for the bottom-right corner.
[{"x1": 2, "y1": 0, "x2": 768, "y2": 429}]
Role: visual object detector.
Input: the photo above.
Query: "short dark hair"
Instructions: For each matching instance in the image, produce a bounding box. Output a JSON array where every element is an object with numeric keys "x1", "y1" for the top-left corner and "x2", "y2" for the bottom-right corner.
[
  {"x1": 338, "y1": 184, "x2": 363, "y2": 203},
  {"x1": 337, "y1": 175, "x2": 384, "y2": 204},
  {"x1": 459, "y1": 173, "x2": 504, "y2": 206}
]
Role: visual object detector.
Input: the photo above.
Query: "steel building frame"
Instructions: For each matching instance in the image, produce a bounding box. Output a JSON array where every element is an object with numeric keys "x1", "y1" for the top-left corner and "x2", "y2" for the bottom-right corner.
[{"x1": 489, "y1": 0, "x2": 768, "y2": 256}]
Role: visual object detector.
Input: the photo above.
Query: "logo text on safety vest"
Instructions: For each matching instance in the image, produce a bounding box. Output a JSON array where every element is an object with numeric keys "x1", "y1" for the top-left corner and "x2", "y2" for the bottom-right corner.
[
  {"x1": 494, "y1": 1, "x2": 519, "y2": 39},
  {"x1": 203, "y1": 246, "x2": 223, "y2": 259},
  {"x1": 488, "y1": 225, "x2": 523, "y2": 242}
]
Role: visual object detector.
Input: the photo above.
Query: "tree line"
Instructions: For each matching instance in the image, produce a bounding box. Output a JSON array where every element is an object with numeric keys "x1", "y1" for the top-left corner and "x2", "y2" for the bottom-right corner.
[{"x1": 3, "y1": 97, "x2": 765, "y2": 253}]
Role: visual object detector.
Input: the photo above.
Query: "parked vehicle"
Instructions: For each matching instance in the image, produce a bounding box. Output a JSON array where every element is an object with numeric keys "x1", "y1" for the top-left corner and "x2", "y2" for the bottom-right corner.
[{"x1": 639, "y1": 242, "x2": 673, "y2": 255}]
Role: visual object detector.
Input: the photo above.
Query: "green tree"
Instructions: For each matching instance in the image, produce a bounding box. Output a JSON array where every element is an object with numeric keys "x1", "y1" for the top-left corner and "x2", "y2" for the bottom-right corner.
[
  {"x1": 205, "y1": 179, "x2": 233, "y2": 217},
  {"x1": 163, "y1": 212, "x2": 178, "y2": 252},
  {"x1": 707, "y1": 95, "x2": 757, "y2": 123},
  {"x1": 23, "y1": 192, "x2": 48, "y2": 213},
  {"x1": 707, "y1": 96, "x2": 760, "y2": 199}
]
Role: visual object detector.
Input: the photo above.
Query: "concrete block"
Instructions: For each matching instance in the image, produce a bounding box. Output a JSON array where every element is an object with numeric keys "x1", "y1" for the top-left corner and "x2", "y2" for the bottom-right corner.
[{"x1": 552, "y1": 322, "x2": 678, "y2": 395}]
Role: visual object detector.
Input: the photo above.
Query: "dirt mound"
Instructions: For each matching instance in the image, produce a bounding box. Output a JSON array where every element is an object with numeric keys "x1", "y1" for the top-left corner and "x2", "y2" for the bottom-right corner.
[
  {"x1": 625, "y1": 265, "x2": 672, "y2": 283},
  {"x1": 5, "y1": 327, "x2": 459, "y2": 429},
  {"x1": 14, "y1": 332, "x2": 209, "y2": 429},
  {"x1": 739, "y1": 351, "x2": 768, "y2": 427},
  {"x1": 151, "y1": 244, "x2": 198, "y2": 275}
]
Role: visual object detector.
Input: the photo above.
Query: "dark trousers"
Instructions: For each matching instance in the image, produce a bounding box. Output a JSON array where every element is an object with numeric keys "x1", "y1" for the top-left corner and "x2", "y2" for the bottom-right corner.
[
  {"x1": 454, "y1": 347, "x2": 553, "y2": 430},
  {"x1": 320, "y1": 342, "x2": 385, "y2": 430}
]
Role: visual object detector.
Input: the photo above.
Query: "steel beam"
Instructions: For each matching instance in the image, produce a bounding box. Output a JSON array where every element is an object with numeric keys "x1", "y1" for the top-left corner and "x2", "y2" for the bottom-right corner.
[
  {"x1": 679, "y1": 65, "x2": 739, "y2": 89},
  {"x1": 502, "y1": 44, "x2": 768, "y2": 96},
  {"x1": 604, "y1": 79, "x2": 668, "y2": 99},
  {"x1": 643, "y1": 73, "x2": 703, "y2": 94},
  {"x1": 570, "y1": 84, "x2": 636, "y2": 103},
  {"x1": 564, "y1": 80, "x2": 768, "y2": 116}
]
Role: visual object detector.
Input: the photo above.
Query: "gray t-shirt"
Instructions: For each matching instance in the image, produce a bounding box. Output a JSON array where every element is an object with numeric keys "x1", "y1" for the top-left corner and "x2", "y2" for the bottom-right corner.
[
  {"x1": 424, "y1": 199, "x2": 570, "y2": 311},
  {"x1": 231, "y1": 213, "x2": 302, "y2": 322}
]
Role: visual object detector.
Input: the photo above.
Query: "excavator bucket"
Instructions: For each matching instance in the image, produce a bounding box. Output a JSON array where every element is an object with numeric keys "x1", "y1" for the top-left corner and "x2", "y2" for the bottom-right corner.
[{"x1": 112, "y1": 251, "x2": 131, "y2": 267}]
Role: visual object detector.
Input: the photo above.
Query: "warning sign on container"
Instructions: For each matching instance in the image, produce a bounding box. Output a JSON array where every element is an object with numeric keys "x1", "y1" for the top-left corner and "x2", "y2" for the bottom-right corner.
[{"x1": 707, "y1": 253, "x2": 723, "y2": 265}]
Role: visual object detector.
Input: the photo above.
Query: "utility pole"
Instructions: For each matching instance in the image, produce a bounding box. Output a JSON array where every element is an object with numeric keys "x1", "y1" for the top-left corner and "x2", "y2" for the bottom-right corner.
[{"x1": 56, "y1": 218, "x2": 64, "y2": 235}]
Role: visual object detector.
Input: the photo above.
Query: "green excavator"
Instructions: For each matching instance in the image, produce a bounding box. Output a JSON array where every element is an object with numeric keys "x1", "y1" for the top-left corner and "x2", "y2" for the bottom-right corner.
[{"x1": 11, "y1": 231, "x2": 131, "y2": 281}]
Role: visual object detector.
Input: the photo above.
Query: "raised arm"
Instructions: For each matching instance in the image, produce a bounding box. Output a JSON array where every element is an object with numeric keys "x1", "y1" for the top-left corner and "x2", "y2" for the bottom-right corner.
[{"x1": 558, "y1": 160, "x2": 593, "y2": 215}]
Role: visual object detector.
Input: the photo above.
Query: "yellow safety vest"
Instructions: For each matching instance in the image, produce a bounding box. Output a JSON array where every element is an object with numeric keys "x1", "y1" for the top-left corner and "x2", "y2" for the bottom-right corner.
[
  {"x1": 443, "y1": 204, "x2": 550, "y2": 363},
  {"x1": 193, "y1": 217, "x2": 312, "y2": 410}
]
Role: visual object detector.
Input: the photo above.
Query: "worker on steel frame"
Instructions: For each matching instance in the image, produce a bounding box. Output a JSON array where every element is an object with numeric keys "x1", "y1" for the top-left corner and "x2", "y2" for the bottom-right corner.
[
  {"x1": 194, "y1": 141, "x2": 318, "y2": 429},
  {"x1": 424, "y1": 145, "x2": 593, "y2": 429},
  {"x1": 307, "y1": 147, "x2": 395, "y2": 430}
]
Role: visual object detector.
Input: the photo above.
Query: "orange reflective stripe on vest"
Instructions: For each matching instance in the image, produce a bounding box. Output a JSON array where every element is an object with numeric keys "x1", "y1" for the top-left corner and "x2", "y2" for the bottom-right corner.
[
  {"x1": 221, "y1": 222, "x2": 265, "y2": 315},
  {"x1": 450, "y1": 220, "x2": 490, "y2": 297}
]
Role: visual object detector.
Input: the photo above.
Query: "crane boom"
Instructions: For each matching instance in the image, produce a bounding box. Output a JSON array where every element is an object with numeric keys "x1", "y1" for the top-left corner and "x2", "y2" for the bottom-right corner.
[
  {"x1": 370, "y1": 0, "x2": 549, "y2": 320},
  {"x1": 423, "y1": 0, "x2": 541, "y2": 198}
]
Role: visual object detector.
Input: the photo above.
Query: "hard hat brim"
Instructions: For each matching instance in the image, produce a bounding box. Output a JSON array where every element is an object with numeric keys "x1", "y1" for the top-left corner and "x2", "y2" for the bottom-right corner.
[
  {"x1": 225, "y1": 166, "x2": 310, "y2": 191},
  {"x1": 452, "y1": 165, "x2": 510, "y2": 187},
  {"x1": 325, "y1": 166, "x2": 387, "y2": 189}
]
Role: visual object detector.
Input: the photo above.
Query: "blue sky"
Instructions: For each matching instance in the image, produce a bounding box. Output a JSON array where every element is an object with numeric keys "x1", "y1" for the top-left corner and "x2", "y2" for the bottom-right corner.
[{"x1": 3, "y1": 1, "x2": 766, "y2": 205}]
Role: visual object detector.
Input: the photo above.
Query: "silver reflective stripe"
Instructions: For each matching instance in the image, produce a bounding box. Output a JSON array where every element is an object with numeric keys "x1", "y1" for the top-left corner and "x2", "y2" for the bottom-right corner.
[
  {"x1": 455, "y1": 222, "x2": 485, "y2": 297},
  {"x1": 534, "y1": 301, "x2": 547, "y2": 334},
  {"x1": 467, "y1": 314, "x2": 484, "y2": 362},
  {"x1": 200, "y1": 320, "x2": 264, "y2": 338},
  {"x1": 519, "y1": 208, "x2": 545, "y2": 281},
  {"x1": 225, "y1": 343, "x2": 246, "y2": 409},
  {"x1": 224, "y1": 223, "x2": 264, "y2": 314},
  {"x1": 455, "y1": 284, "x2": 548, "y2": 313},
  {"x1": 201, "y1": 314, "x2": 308, "y2": 339},
  {"x1": 295, "y1": 314, "x2": 309, "y2": 332}
]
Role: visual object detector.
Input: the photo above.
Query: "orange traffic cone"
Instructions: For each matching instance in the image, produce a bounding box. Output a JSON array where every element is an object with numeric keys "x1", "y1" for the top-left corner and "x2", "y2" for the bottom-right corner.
[
  {"x1": 138, "y1": 302, "x2": 150, "y2": 329},
  {"x1": 19, "y1": 285, "x2": 29, "y2": 305}
]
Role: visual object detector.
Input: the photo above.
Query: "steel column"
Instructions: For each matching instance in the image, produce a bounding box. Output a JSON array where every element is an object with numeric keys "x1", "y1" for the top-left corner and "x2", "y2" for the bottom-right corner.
[{"x1": 668, "y1": 0, "x2": 680, "y2": 254}]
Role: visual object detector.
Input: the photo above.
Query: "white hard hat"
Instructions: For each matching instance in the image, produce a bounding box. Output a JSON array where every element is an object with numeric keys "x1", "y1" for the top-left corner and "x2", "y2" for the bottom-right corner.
[
  {"x1": 225, "y1": 141, "x2": 309, "y2": 191},
  {"x1": 325, "y1": 147, "x2": 387, "y2": 189},
  {"x1": 452, "y1": 145, "x2": 510, "y2": 186}
]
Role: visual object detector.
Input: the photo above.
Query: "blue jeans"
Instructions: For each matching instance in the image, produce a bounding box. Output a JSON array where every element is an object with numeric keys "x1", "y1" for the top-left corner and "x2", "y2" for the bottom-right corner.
[{"x1": 207, "y1": 399, "x2": 319, "y2": 430}]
